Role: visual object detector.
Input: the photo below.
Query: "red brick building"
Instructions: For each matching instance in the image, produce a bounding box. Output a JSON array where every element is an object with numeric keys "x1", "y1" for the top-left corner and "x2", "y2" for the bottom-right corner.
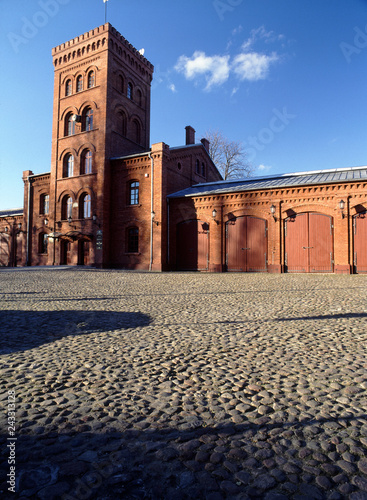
[{"x1": 1, "y1": 23, "x2": 367, "y2": 273}]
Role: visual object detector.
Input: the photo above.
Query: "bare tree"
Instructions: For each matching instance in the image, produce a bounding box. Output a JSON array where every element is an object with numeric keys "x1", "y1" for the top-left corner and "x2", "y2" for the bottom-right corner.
[{"x1": 205, "y1": 130, "x2": 252, "y2": 180}]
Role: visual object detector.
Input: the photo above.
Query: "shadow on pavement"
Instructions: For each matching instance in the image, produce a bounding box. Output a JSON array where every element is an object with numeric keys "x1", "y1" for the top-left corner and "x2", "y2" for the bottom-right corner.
[
  {"x1": 0, "y1": 414, "x2": 366, "y2": 499},
  {"x1": 0, "y1": 310, "x2": 152, "y2": 354}
]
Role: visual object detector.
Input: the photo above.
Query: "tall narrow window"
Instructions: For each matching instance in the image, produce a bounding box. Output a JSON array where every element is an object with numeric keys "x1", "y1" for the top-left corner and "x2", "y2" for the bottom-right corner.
[
  {"x1": 76, "y1": 75, "x2": 83, "y2": 92},
  {"x1": 39, "y1": 233, "x2": 48, "y2": 254},
  {"x1": 136, "y1": 89, "x2": 142, "y2": 107},
  {"x1": 127, "y1": 227, "x2": 139, "y2": 253},
  {"x1": 195, "y1": 159, "x2": 200, "y2": 174},
  {"x1": 83, "y1": 150, "x2": 92, "y2": 174},
  {"x1": 40, "y1": 194, "x2": 49, "y2": 215},
  {"x1": 118, "y1": 75, "x2": 124, "y2": 92},
  {"x1": 80, "y1": 193, "x2": 91, "y2": 219},
  {"x1": 133, "y1": 120, "x2": 141, "y2": 145},
  {"x1": 66, "y1": 113, "x2": 75, "y2": 136},
  {"x1": 129, "y1": 181, "x2": 139, "y2": 205},
  {"x1": 118, "y1": 111, "x2": 127, "y2": 136},
  {"x1": 87, "y1": 71, "x2": 95, "y2": 88},
  {"x1": 62, "y1": 196, "x2": 73, "y2": 220},
  {"x1": 64, "y1": 154, "x2": 74, "y2": 177},
  {"x1": 65, "y1": 79, "x2": 72, "y2": 96},
  {"x1": 83, "y1": 108, "x2": 93, "y2": 132},
  {"x1": 127, "y1": 82, "x2": 133, "y2": 99}
]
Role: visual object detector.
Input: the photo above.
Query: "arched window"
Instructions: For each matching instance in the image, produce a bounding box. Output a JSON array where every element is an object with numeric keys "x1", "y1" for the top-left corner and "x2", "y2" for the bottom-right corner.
[
  {"x1": 127, "y1": 227, "x2": 139, "y2": 253},
  {"x1": 65, "y1": 79, "x2": 72, "y2": 96},
  {"x1": 62, "y1": 196, "x2": 73, "y2": 220},
  {"x1": 128, "y1": 181, "x2": 139, "y2": 205},
  {"x1": 118, "y1": 111, "x2": 127, "y2": 136},
  {"x1": 63, "y1": 154, "x2": 74, "y2": 177},
  {"x1": 83, "y1": 108, "x2": 93, "y2": 132},
  {"x1": 82, "y1": 150, "x2": 92, "y2": 174},
  {"x1": 76, "y1": 75, "x2": 83, "y2": 92},
  {"x1": 195, "y1": 159, "x2": 200, "y2": 174},
  {"x1": 65, "y1": 113, "x2": 75, "y2": 136},
  {"x1": 39, "y1": 233, "x2": 48, "y2": 254},
  {"x1": 201, "y1": 162, "x2": 206, "y2": 177},
  {"x1": 133, "y1": 120, "x2": 141, "y2": 145},
  {"x1": 40, "y1": 194, "x2": 49, "y2": 215},
  {"x1": 118, "y1": 75, "x2": 124, "y2": 92},
  {"x1": 87, "y1": 71, "x2": 95, "y2": 88},
  {"x1": 127, "y1": 82, "x2": 133, "y2": 99},
  {"x1": 80, "y1": 193, "x2": 91, "y2": 219},
  {"x1": 136, "y1": 89, "x2": 142, "y2": 107}
]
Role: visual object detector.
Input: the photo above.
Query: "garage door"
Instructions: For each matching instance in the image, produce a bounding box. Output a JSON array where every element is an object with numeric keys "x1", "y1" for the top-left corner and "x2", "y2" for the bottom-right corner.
[
  {"x1": 226, "y1": 216, "x2": 267, "y2": 272},
  {"x1": 177, "y1": 220, "x2": 209, "y2": 271},
  {"x1": 285, "y1": 213, "x2": 333, "y2": 273},
  {"x1": 353, "y1": 212, "x2": 367, "y2": 273}
]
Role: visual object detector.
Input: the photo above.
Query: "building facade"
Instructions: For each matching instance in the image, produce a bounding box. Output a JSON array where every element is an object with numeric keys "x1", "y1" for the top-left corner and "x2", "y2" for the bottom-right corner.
[{"x1": 1, "y1": 23, "x2": 366, "y2": 273}]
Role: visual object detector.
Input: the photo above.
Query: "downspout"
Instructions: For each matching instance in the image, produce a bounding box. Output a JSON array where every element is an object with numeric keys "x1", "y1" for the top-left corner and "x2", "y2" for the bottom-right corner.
[
  {"x1": 167, "y1": 198, "x2": 170, "y2": 268},
  {"x1": 148, "y1": 152, "x2": 154, "y2": 271},
  {"x1": 26, "y1": 176, "x2": 32, "y2": 266}
]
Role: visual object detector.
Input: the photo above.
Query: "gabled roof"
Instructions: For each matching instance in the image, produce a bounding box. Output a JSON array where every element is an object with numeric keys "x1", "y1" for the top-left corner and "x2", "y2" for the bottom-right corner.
[
  {"x1": 0, "y1": 208, "x2": 23, "y2": 218},
  {"x1": 168, "y1": 166, "x2": 367, "y2": 198}
]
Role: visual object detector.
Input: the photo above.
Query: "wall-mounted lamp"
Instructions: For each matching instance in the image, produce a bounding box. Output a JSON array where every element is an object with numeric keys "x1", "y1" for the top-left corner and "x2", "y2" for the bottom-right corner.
[
  {"x1": 5, "y1": 226, "x2": 9, "y2": 233},
  {"x1": 339, "y1": 199, "x2": 346, "y2": 219},
  {"x1": 212, "y1": 209, "x2": 219, "y2": 224},
  {"x1": 270, "y1": 204, "x2": 277, "y2": 221},
  {"x1": 151, "y1": 211, "x2": 159, "y2": 226},
  {"x1": 44, "y1": 218, "x2": 48, "y2": 226}
]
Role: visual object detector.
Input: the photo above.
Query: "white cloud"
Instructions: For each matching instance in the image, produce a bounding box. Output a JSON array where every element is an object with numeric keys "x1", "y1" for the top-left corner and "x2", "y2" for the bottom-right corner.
[
  {"x1": 232, "y1": 51, "x2": 279, "y2": 81},
  {"x1": 175, "y1": 51, "x2": 230, "y2": 90},
  {"x1": 242, "y1": 26, "x2": 284, "y2": 51},
  {"x1": 168, "y1": 83, "x2": 177, "y2": 93},
  {"x1": 175, "y1": 25, "x2": 283, "y2": 91},
  {"x1": 257, "y1": 164, "x2": 272, "y2": 172}
]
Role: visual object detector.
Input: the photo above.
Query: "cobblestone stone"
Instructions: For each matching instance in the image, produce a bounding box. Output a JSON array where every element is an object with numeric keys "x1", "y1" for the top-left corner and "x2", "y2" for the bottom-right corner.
[{"x1": 0, "y1": 269, "x2": 366, "y2": 499}]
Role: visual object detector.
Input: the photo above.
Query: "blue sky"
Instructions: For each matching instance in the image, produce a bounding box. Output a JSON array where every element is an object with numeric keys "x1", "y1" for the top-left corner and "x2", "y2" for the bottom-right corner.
[{"x1": 1, "y1": 0, "x2": 367, "y2": 209}]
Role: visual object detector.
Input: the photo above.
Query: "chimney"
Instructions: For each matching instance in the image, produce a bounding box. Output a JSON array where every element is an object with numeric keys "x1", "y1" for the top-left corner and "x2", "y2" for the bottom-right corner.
[
  {"x1": 185, "y1": 125, "x2": 196, "y2": 145},
  {"x1": 201, "y1": 138, "x2": 210, "y2": 152}
]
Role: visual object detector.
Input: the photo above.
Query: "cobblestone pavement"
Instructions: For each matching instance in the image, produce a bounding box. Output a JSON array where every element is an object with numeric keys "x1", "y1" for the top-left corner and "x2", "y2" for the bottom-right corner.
[{"x1": 0, "y1": 269, "x2": 367, "y2": 500}]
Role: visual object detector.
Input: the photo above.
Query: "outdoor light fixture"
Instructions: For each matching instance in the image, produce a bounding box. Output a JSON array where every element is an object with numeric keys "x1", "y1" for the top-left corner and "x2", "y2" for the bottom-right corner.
[
  {"x1": 212, "y1": 209, "x2": 219, "y2": 225},
  {"x1": 44, "y1": 218, "x2": 48, "y2": 226},
  {"x1": 5, "y1": 227, "x2": 8, "y2": 233},
  {"x1": 339, "y1": 200, "x2": 346, "y2": 219},
  {"x1": 68, "y1": 216, "x2": 72, "y2": 224},
  {"x1": 18, "y1": 223, "x2": 22, "y2": 230},
  {"x1": 151, "y1": 211, "x2": 159, "y2": 226},
  {"x1": 270, "y1": 204, "x2": 277, "y2": 221}
]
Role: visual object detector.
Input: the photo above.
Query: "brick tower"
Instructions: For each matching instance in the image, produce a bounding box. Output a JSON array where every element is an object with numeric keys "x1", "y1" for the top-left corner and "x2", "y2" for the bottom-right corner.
[{"x1": 48, "y1": 23, "x2": 154, "y2": 266}]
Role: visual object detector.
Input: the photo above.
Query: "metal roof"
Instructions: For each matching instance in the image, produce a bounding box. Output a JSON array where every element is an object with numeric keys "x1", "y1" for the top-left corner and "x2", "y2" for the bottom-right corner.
[
  {"x1": 0, "y1": 208, "x2": 23, "y2": 218},
  {"x1": 168, "y1": 166, "x2": 367, "y2": 199}
]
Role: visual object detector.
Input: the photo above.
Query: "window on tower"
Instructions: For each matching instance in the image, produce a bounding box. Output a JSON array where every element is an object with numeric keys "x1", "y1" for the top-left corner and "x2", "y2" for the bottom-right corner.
[
  {"x1": 82, "y1": 150, "x2": 92, "y2": 174},
  {"x1": 65, "y1": 79, "x2": 72, "y2": 96},
  {"x1": 82, "y1": 108, "x2": 93, "y2": 132},
  {"x1": 62, "y1": 196, "x2": 73, "y2": 220},
  {"x1": 80, "y1": 193, "x2": 91, "y2": 219},
  {"x1": 127, "y1": 82, "x2": 133, "y2": 99},
  {"x1": 88, "y1": 71, "x2": 95, "y2": 88},
  {"x1": 76, "y1": 75, "x2": 83, "y2": 92},
  {"x1": 63, "y1": 154, "x2": 74, "y2": 177}
]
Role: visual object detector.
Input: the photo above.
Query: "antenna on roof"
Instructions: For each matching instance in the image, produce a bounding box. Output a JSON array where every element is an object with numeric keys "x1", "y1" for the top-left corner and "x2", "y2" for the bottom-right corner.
[{"x1": 103, "y1": 0, "x2": 108, "y2": 24}]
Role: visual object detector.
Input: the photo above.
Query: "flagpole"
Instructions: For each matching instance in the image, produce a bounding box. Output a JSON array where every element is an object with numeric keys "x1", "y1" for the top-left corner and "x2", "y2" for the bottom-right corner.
[{"x1": 104, "y1": 0, "x2": 108, "y2": 24}]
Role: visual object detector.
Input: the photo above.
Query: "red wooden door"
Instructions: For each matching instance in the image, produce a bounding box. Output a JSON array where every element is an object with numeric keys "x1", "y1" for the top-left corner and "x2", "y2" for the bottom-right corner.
[
  {"x1": 354, "y1": 212, "x2": 367, "y2": 273},
  {"x1": 285, "y1": 213, "x2": 333, "y2": 273},
  {"x1": 247, "y1": 217, "x2": 267, "y2": 272},
  {"x1": 177, "y1": 220, "x2": 209, "y2": 270},
  {"x1": 226, "y1": 216, "x2": 267, "y2": 272}
]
